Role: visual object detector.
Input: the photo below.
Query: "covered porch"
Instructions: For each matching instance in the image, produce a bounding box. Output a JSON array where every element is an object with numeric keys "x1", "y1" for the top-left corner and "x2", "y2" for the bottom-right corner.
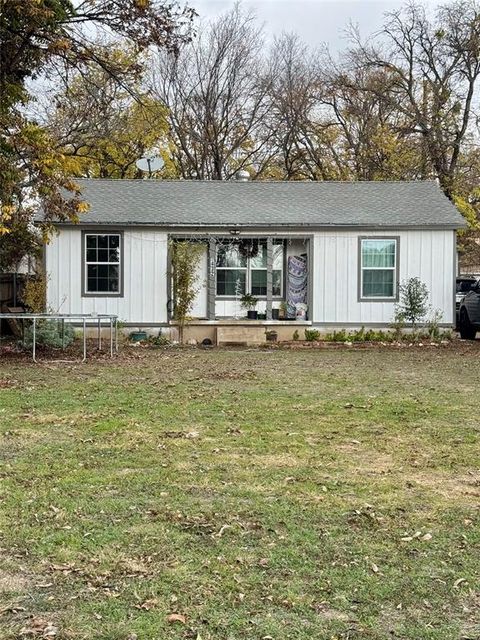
[{"x1": 169, "y1": 235, "x2": 313, "y2": 323}]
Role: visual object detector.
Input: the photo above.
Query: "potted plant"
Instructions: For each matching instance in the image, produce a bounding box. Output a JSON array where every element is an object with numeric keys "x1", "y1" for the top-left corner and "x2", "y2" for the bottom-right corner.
[
  {"x1": 278, "y1": 301, "x2": 287, "y2": 320},
  {"x1": 241, "y1": 293, "x2": 258, "y2": 320}
]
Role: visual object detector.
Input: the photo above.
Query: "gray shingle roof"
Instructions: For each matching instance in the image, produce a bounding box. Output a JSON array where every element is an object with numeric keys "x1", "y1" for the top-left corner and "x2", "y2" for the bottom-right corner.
[{"x1": 57, "y1": 179, "x2": 466, "y2": 228}]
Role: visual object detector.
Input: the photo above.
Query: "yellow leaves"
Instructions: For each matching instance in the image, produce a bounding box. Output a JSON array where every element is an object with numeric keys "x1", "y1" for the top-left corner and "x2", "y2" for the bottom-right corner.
[
  {"x1": 77, "y1": 201, "x2": 90, "y2": 213},
  {"x1": 368, "y1": 126, "x2": 419, "y2": 180},
  {"x1": 52, "y1": 59, "x2": 170, "y2": 179},
  {"x1": 1, "y1": 204, "x2": 15, "y2": 234},
  {"x1": 61, "y1": 155, "x2": 84, "y2": 176},
  {"x1": 453, "y1": 194, "x2": 479, "y2": 231},
  {"x1": 50, "y1": 37, "x2": 71, "y2": 52}
]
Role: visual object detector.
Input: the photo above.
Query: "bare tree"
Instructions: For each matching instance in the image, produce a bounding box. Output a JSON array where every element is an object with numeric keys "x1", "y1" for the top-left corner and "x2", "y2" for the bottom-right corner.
[
  {"x1": 263, "y1": 33, "x2": 344, "y2": 180},
  {"x1": 320, "y1": 63, "x2": 424, "y2": 181},
  {"x1": 151, "y1": 3, "x2": 273, "y2": 180},
  {"x1": 45, "y1": 48, "x2": 170, "y2": 179},
  {"x1": 344, "y1": 0, "x2": 480, "y2": 197}
]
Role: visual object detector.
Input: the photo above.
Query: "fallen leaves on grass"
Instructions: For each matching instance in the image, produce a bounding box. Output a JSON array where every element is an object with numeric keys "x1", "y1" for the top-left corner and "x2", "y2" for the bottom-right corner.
[
  {"x1": 19, "y1": 617, "x2": 58, "y2": 637},
  {"x1": 49, "y1": 563, "x2": 78, "y2": 575},
  {"x1": 161, "y1": 431, "x2": 200, "y2": 440},
  {"x1": 166, "y1": 613, "x2": 186, "y2": 624},
  {"x1": 134, "y1": 598, "x2": 158, "y2": 611},
  {"x1": 227, "y1": 427, "x2": 243, "y2": 436},
  {"x1": 214, "y1": 524, "x2": 232, "y2": 538},
  {"x1": 343, "y1": 403, "x2": 372, "y2": 410},
  {"x1": 0, "y1": 604, "x2": 26, "y2": 616},
  {"x1": 0, "y1": 378, "x2": 18, "y2": 388},
  {"x1": 400, "y1": 531, "x2": 433, "y2": 542}
]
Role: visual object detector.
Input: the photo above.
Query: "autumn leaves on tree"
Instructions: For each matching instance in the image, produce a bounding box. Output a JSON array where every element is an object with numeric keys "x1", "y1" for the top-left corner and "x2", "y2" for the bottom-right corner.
[
  {"x1": 2, "y1": 0, "x2": 480, "y2": 264},
  {"x1": 0, "y1": 0, "x2": 194, "y2": 261}
]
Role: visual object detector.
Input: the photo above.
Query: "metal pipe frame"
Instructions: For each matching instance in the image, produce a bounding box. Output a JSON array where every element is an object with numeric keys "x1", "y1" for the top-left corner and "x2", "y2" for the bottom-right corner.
[{"x1": 0, "y1": 313, "x2": 118, "y2": 363}]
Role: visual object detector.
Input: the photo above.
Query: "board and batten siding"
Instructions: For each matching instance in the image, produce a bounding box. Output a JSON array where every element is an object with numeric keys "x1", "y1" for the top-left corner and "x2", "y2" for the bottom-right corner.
[
  {"x1": 312, "y1": 229, "x2": 455, "y2": 325},
  {"x1": 45, "y1": 227, "x2": 456, "y2": 326},
  {"x1": 45, "y1": 227, "x2": 169, "y2": 324}
]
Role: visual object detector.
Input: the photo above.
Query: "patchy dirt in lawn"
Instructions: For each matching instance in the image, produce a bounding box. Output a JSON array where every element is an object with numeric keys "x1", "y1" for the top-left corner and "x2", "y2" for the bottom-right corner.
[
  {"x1": 410, "y1": 471, "x2": 480, "y2": 502},
  {"x1": 0, "y1": 346, "x2": 478, "y2": 640},
  {"x1": 0, "y1": 569, "x2": 29, "y2": 595}
]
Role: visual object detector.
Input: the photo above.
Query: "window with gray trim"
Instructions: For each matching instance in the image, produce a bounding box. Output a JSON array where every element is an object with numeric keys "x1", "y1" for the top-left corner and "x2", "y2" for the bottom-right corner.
[
  {"x1": 84, "y1": 233, "x2": 121, "y2": 294},
  {"x1": 360, "y1": 238, "x2": 397, "y2": 299}
]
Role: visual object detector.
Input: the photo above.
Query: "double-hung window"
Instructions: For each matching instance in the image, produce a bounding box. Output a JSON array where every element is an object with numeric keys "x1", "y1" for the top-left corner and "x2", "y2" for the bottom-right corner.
[
  {"x1": 216, "y1": 240, "x2": 284, "y2": 297},
  {"x1": 216, "y1": 244, "x2": 247, "y2": 296},
  {"x1": 272, "y1": 241, "x2": 283, "y2": 296},
  {"x1": 359, "y1": 237, "x2": 398, "y2": 300},
  {"x1": 84, "y1": 233, "x2": 122, "y2": 296},
  {"x1": 250, "y1": 243, "x2": 268, "y2": 295}
]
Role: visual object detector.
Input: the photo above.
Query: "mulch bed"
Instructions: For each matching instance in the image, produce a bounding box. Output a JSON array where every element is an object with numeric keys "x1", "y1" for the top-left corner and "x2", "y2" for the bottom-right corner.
[{"x1": 1, "y1": 335, "x2": 479, "y2": 364}]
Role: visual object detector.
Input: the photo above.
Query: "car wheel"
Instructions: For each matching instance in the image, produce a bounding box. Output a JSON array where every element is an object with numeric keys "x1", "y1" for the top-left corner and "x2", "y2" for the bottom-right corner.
[{"x1": 459, "y1": 309, "x2": 477, "y2": 340}]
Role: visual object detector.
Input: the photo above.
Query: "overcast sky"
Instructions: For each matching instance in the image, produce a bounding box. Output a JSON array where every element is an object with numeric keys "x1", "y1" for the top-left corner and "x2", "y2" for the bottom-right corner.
[{"x1": 189, "y1": 0, "x2": 441, "y2": 50}]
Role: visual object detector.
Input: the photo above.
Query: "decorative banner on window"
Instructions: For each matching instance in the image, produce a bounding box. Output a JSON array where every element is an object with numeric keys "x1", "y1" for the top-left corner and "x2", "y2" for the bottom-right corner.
[{"x1": 287, "y1": 255, "x2": 308, "y2": 318}]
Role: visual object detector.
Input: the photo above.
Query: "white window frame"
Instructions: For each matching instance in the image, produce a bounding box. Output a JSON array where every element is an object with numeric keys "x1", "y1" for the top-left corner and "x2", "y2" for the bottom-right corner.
[
  {"x1": 83, "y1": 232, "x2": 123, "y2": 297},
  {"x1": 215, "y1": 240, "x2": 284, "y2": 298},
  {"x1": 271, "y1": 240, "x2": 284, "y2": 298},
  {"x1": 359, "y1": 236, "x2": 399, "y2": 302},
  {"x1": 215, "y1": 243, "x2": 248, "y2": 298}
]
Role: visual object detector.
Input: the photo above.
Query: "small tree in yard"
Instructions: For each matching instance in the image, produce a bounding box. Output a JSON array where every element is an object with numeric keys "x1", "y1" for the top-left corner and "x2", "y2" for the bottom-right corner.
[
  {"x1": 170, "y1": 241, "x2": 203, "y2": 343},
  {"x1": 395, "y1": 277, "x2": 429, "y2": 331}
]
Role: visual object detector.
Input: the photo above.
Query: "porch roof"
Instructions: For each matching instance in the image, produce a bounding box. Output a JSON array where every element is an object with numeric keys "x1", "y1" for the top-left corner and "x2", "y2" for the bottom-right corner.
[{"x1": 51, "y1": 179, "x2": 465, "y2": 229}]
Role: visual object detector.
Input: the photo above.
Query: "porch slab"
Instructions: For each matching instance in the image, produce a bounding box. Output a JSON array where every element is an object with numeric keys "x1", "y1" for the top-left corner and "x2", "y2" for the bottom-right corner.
[
  {"x1": 169, "y1": 320, "x2": 311, "y2": 345},
  {"x1": 179, "y1": 320, "x2": 312, "y2": 326}
]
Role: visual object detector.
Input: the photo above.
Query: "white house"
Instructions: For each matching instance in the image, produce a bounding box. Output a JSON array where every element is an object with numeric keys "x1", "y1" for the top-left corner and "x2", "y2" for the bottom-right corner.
[{"x1": 44, "y1": 178, "x2": 465, "y2": 342}]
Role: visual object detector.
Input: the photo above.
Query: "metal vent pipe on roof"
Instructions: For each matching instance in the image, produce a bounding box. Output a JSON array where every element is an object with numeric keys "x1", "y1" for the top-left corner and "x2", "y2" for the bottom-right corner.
[{"x1": 234, "y1": 170, "x2": 250, "y2": 181}]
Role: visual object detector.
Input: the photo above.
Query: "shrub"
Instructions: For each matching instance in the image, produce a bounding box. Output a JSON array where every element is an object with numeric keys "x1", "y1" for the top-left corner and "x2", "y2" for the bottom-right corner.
[
  {"x1": 148, "y1": 334, "x2": 171, "y2": 347},
  {"x1": 426, "y1": 309, "x2": 443, "y2": 340},
  {"x1": 292, "y1": 329, "x2": 299, "y2": 341},
  {"x1": 353, "y1": 326, "x2": 365, "y2": 342},
  {"x1": 23, "y1": 273, "x2": 47, "y2": 312},
  {"x1": 240, "y1": 293, "x2": 258, "y2": 311},
  {"x1": 396, "y1": 278, "x2": 429, "y2": 329},
  {"x1": 323, "y1": 328, "x2": 395, "y2": 343},
  {"x1": 304, "y1": 328, "x2": 320, "y2": 342},
  {"x1": 23, "y1": 319, "x2": 75, "y2": 348},
  {"x1": 390, "y1": 312, "x2": 406, "y2": 341}
]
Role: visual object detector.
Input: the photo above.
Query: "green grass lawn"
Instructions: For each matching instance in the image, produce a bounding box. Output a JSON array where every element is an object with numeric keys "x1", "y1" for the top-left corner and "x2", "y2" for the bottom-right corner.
[{"x1": 0, "y1": 345, "x2": 479, "y2": 639}]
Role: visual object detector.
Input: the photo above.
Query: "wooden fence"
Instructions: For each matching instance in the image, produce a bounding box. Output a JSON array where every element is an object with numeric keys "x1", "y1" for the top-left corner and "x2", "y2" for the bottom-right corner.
[{"x1": 0, "y1": 273, "x2": 27, "y2": 308}]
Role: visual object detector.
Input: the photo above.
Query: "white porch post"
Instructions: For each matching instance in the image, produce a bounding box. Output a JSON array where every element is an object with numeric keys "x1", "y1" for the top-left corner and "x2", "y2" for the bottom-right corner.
[
  {"x1": 266, "y1": 237, "x2": 273, "y2": 320},
  {"x1": 207, "y1": 238, "x2": 216, "y2": 320}
]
